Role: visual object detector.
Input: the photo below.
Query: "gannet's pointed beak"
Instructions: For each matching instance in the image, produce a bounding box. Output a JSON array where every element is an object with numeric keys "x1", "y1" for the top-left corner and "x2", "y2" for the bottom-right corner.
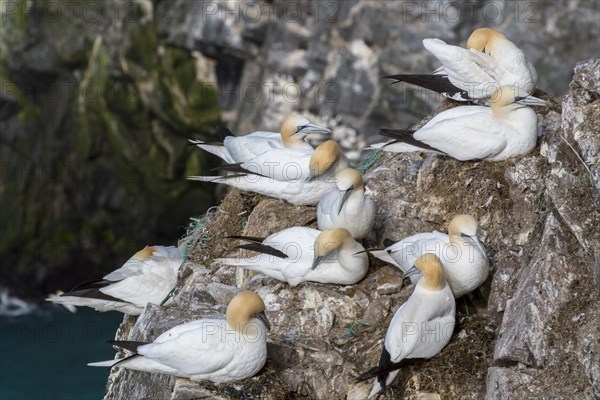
[
  {"x1": 311, "y1": 255, "x2": 326, "y2": 270},
  {"x1": 404, "y1": 265, "x2": 420, "y2": 278},
  {"x1": 298, "y1": 122, "x2": 332, "y2": 136},
  {"x1": 460, "y1": 233, "x2": 479, "y2": 247},
  {"x1": 515, "y1": 95, "x2": 550, "y2": 107},
  {"x1": 255, "y1": 311, "x2": 271, "y2": 331},
  {"x1": 338, "y1": 187, "x2": 353, "y2": 215}
]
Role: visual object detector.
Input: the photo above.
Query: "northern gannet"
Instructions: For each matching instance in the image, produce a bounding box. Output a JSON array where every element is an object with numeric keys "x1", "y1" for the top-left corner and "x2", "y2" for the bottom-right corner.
[
  {"x1": 386, "y1": 27, "x2": 538, "y2": 102},
  {"x1": 46, "y1": 246, "x2": 183, "y2": 315},
  {"x1": 217, "y1": 227, "x2": 369, "y2": 286},
  {"x1": 217, "y1": 138, "x2": 350, "y2": 182},
  {"x1": 89, "y1": 290, "x2": 270, "y2": 383},
  {"x1": 189, "y1": 115, "x2": 331, "y2": 163},
  {"x1": 371, "y1": 215, "x2": 489, "y2": 298},
  {"x1": 317, "y1": 168, "x2": 375, "y2": 239},
  {"x1": 371, "y1": 86, "x2": 549, "y2": 161},
  {"x1": 357, "y1": 254, "x2": 455, "y2": 398},
  {"x1": 189, "y1": 140, "x2": 350, "y2": 205}
]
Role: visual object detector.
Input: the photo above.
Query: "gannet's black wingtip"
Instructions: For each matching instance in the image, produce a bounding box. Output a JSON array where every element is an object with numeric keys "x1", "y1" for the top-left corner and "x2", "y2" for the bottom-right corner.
[
  {"x1": 225, "y1": 235, "x2": 267, "y2": 244},
  {"x1": 236, "y1": 243, "x2": 289, "y2": 260},
  {"x1": 377, "y1": 129, "x2": 443, "y2": 154},
  {"x1": 383, "y1": 74, "x2": 471, "y2": 100},
  {"x1": 216, "y1": 126, "x2": 235, "y2": 140}
]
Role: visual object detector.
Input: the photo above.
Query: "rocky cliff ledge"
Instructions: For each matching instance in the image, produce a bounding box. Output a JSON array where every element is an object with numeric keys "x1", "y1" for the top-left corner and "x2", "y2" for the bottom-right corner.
[{"x1": 103, "y1": 59, "x2": 600, "y2": 399}]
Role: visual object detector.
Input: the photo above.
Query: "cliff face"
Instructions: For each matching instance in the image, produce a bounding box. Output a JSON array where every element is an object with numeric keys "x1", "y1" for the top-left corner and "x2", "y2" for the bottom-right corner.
[
  {"x1": 3, "y1": 0, "x2": 598, "y2": 295},
  {"x1": 156, "y1": 0, "x2": 599, "y2": 150},
  {"x1": 0, "y1": 0, "x2": 220, "y2": 295},
  {"x1": 104, "y1": 59, "x2": 600, "y2": 399}
]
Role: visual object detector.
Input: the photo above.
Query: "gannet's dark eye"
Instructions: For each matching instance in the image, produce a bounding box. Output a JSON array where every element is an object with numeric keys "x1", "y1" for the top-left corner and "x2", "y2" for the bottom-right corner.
[
  {"x1": 515, "y1": 96, "x2": 523, "y2": 102},
  {"x1": 296, "y1": 124, "x2": 309, "y2": 133}
]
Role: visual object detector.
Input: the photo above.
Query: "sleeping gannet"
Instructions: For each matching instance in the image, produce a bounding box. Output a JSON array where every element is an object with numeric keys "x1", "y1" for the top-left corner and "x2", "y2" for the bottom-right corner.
[
  {"x1": 217, "y1": 227, "x2": 368, "y2": 286},
  {"x1": 371, "y1": 86, "x2": 549, "y2": 161},
  {"x1": 317, "y1": 168, "x2": 375, "y2": 240},
  {"x1": 189, "y1": 115, "x2": 331, "y2": 163},
  {"x1": 386, "y1": 28, "x2": 538, "y2": 102},
  {"x1": 88, "y1": 290, "x2": 270, "y2": 383},
  {"x1": 357, "y1": 254, "x2": 455, "y2": 397},
  {"x1": 370, "y1": 215, "x2": 489, "y2": 298},
  {"x1": 189, "y1": 140, "x2": 350, "y2": 206},
  {"x1": 46, "y1": 246, "x2": 183, "y2": 315}
]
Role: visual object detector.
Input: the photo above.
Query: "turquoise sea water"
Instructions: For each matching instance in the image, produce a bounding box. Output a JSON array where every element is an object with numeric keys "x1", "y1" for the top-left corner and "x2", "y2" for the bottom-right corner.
[{"x1": 0, "y1": 307, "x2": 122, "y2": 400}]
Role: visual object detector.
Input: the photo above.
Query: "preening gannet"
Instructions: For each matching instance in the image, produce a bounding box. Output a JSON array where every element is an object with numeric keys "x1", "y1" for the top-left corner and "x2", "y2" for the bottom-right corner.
[
  {"x1": 189, "y1": 115, "x2": 331, "y2": 163},
  {"x1": 217, "y1": 227, "x2": 369, "y2": 286},
  {"x1": 371, "y1": 86, "x2": 549, "y2": 161},
  {"x1": 89, "y1": 291, "x2": 270, "y2": 383},
  {"x1": 46, "y1": 246, "x2": 183, "y2": 315},
  {"x1": 386, "y1": 27, "x2": 538, "y2": 102},
  {"x1": 317, "y1": 168, "x2": 375, "y2": 240},
  {"x1": 189, "y1": 140, "x2": 350, "y2": 206},
  {"x1": 371, "y1": 215, "x2": 489, "y2": 298},
  {"x1": 357, "y1": 254, "x2": 456, "y2": 398}
]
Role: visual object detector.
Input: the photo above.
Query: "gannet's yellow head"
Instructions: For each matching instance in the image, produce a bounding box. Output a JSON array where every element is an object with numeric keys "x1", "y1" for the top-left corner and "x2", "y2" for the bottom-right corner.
[
  {"x1": 226, "y1": 290, "x2": 270, "y2": 333},
  {"x1": 415, "y1": 253, "x2": 445, "y2": 290},
  {"x1": 280, "y1": 115, "x2": 331, "y2": 146},
  {"x1": 309, "y1": 140, "x2": 344, "y2": 178},
  {"x1": 447, "y1": 214, "x2": 478, "y2": 237},
  {"x1": 334, "y1": 168, "x2": 365, "y2": 214},
  {"x1": 467, "y1": 27, "x2": 507, "y2": 54},
  {"x1": 131, "y1": 246, "x2": 156, "y2": 261},
  {"x1": 312, "y1": 228, "x2": 353, "y2": 269},
  {"x1": 335, "y1": 168, "x2": 364, "y2": 191},
  {"x1": 490, "y1": 86, "x2": 549, "y2": 116}
]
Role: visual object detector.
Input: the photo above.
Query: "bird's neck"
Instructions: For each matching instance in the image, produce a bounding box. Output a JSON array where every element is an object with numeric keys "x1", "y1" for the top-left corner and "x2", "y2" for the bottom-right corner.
[
  {"x1": 491, "y1": 103, "x2": 511, "y2": 118},
  {"x1": 448, "y1": 234, "x2": 486, "y2": 260},
  {"x1": 337, "y1": 241, "x2": 362, "y2": 267},
  {"x1": 448, "y1": 233, "x2": 465, "y2": 245},
  {"x1": 420, "y1": 271, "x2": 445, "y2": 291},
  {"x1": 226, "y1": 319, "x2": 265, "y2": 339},
  {"x1": 283, "y1": 136, "x2": 305, "y2": 148}
]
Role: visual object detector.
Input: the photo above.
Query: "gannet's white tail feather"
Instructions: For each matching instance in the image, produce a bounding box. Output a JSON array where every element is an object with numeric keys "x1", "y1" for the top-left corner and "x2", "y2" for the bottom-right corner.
[
  {"x1": 369, "y1": 250, "x2": 402, "y2": 270},
  {"x1": 88, "y1": 359, "x2": 120, "y2": 367},
  {"x1": 88, "y1": 355, "x2": 179, "y2": 375},
  {"x1": 188, "y1": 175, "x2": 289, "y2": 197},
  {"x1": 368, "y1": 370, "x2": 400, "y2": 398},
  {"x1": 46, "y1": 296, "x2": 142, "y2": 315},
  {"x1": 365, "y1": 142, "x2": 389, "y2": 150},
  {"x1": 188, "y1": 139, "x2": 236, "y2": 163},
  {"x1": 187, "y1": 175, "x2": 226, "y2": 183}
]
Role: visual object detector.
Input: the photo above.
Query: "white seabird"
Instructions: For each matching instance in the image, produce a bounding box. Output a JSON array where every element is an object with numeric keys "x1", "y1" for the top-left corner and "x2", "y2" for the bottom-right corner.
[
  {"x1": 46, "y1": 246, "x2": 183, "y2": 315},
  {"x1": 189, "y1": 115, "x2": 331, "y2": 163},
  {"x1": 357, "y1": 254, "x2": 456, "y2": 398},
  {"x1": 88, "y1": 290, "x2": 270, "y2": 383},
  {"x1": 370, "y1": 215, "x2": 489, "y2": 298},
  {"x1": 317, "y1": 168, "x2": 375, "y2": 240},
  {"x1": 189, "y1": 140, "x2": 350, "y2": 206},
  {"x1": 217, "y1": 137, "x2": 350, "y2": 182},
  {"x1": 217, "y1": 227, "x2": 369, "y2": 286},
  {"x1": 386, "y1": 27, "x2": 538, "y2": 102},
  {"x1": 371, "y1": 86, "x2": 549, "y2": 161}
]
